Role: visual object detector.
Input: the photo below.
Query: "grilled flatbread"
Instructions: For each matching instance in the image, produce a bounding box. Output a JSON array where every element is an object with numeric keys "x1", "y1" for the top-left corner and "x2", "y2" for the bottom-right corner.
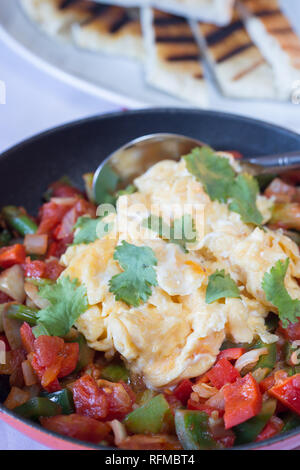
[
  {"x1": 142, "y1": 8, "x2": 207, "y2": 106},
  {"x1": 99, "y1": 0, "x2": 235, "y2": 25},
  {"x1": 195, "y1": 10, "x2": 277, "y2": 99},
  {"x1": 72, "y1": 6, "x2": 144, "y2": 60},
  {"x1": 20, "y1": 0, "x2": 99, "y2": 36},
  {"x1": 238, "y1": 0, "x2": 300, "y2": 99}
]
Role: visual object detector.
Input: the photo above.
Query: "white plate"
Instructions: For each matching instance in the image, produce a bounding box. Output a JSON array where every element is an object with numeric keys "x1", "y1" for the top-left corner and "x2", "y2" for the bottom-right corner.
[{"x1": 1, "y1": 0, "x2": 300, "y2": 132}]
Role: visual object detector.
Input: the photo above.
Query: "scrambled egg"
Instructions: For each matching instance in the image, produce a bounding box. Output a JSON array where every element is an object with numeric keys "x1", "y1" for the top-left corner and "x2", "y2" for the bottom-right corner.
[{"x1": 61, "y1": 153, "x2": 300, "y2": 388}]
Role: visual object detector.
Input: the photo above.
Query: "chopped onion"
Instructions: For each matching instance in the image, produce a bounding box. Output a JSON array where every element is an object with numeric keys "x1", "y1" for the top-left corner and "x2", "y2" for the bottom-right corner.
[
  {"x1": 235, "y1": 348, "x2": 268, "y2": 373},
  {"x1": 24, "y1": 282, "x2": 49, "y2": 309},
  {"x1": 109, "y1": 420, "x2": 127, "y2": 446},
  {"x1": 192, "y1": 382, "x2": 218, "y2": 398},
  {"x1": 0, "y1": 265, "x2": 25, "y2": 303},
  {"x1": 252, "y1": 367, "x2": 270, "y2": 383},
  {"x1": 206, "y1": 389, "x2": 225, "y2": 410},
  {"x1": 24, "y1": 234, "x2": 48, "y2": 255},
  {"x1": 22, "y1": 360, "x2": 38, "y2": 386},
  {"x1": 3, "y1": 307, "x2": 23, "y2": 350},
  {"x1": 4, "y1": 386, "x2": 30, "y2": 410}
]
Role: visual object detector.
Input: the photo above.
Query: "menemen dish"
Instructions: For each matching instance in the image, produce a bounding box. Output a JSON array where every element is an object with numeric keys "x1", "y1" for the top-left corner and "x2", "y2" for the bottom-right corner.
[{"x1": 1, "y1": 146, "x2": 300, "y2": 449}]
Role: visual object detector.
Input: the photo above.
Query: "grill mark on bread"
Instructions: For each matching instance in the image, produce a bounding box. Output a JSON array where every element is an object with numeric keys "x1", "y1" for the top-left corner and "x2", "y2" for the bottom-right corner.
[
  {"x1": 166, "y1": 54, "x2": 200, "y2": 62},
  {"x1": 156, "y1": 35, "x2": 196, "y2": 44},
  {"x1": 109, "y1": 11, "x2": 131, "y2": 33},
  {"x1": 216, "y1": 42, "x2": 253, "y2": 63},
  {"x1": 255, "y1": 9, "x2": 281, "y2": 18},
  {"x1": 154, "y1": 16, "x2": 186, "y2": 26},
  {"x1": 205, "y1": 20, "x2": 244, "y2": 46},
  {"x1": 59, "y1": 0, "x2": 81, "y2": 9}
]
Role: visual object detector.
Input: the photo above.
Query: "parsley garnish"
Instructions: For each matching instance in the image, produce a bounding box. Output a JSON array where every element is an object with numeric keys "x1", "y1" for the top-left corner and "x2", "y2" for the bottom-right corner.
[
  {"x1": 143, "y1": 214, "x2": 197, "y2": 253},
  {"x1": 262, "y1": 258, "x2": 300, "y2": 328},
  {"x1": 206, "y1": 269, "x2": 241, "y2": 304},
  {"x1": 36, "y1": 276, "x2": 88, "y2": 336},
  {"x1": 184, "y1": 146, "x2": 263, "y2": 225},
  {"x1": 109, "y1": 241, "x2": 158, "y2": 307}
]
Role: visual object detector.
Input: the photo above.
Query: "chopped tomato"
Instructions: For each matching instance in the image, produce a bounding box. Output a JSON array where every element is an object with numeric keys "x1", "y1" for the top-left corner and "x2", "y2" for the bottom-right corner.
[
  {"x1": 72, "y1": 375, "x2": 133, "y2": 421},
  {"x1": 30, "y1": 335, "x2": 79, "y2": 391},
  {"x1": 20, "y1": 322, "x2": 35, "y2": 354},
  {"x1": 0, "y1": 334, "x2": 10, "y2": 351},
  {"x1": 278, "y1": 319, "x2": 300, "y2": 342},
  {"x1": 173, "y1": 379, "x2": 193, "y2": 405},
  {"x1": 256, "y1": 416, "x2": 284, "y2": 442},
  {"x1": 0, "y1": 291, "x2": 13, "y2": 304},
  {"x1": 40, "y1": 414, "x2": 110, "y2": 444},
  {"x1": 47, "y1": 235, "x2": 73, "y2": 259},
  {"x1": 72, "y1": 374, "x2": 108, "y2": 420},
  {"x1": 206, "y1": 358, "x2": 240, "y2": 390},
  {"x1": 23, "y1": 258, "x2": 46, "y2": 279},
  {"x1": 223, "y1": 373, "x2": 262, "y2": 429},
  {"x1": 49, "y1": 181, "x2": 83, "y2": 199},
  {"x1": 44, "y1": 259, "x2": 64, "y2": 280},
  {"x1": 0, "y1": 244, "x2": 26, "y2": 269},
  {"x1": 37, "y1": 201, "x2": 73, "y2": 236},
  {"x1": 187, "y1": 399, "x2": 221, "y2": 416},
  {"x1": 264, "y1": 178, "x2": 299, "y2": 203},
  {"x1": 228, "y1": 151, "x2": 243, "y2": 159},
  {"x1": 55, "y1": 199, "x2": 96, "y2": 240},
  {"x1": 260, "y1": 374, "x2": 275, "y2": 393},
  {"x1": 268, "y1": 374, "x2": 300, "y2": 415},
  {"x1": 217, "y1": 348, "x2": 246, "y2": 362}
]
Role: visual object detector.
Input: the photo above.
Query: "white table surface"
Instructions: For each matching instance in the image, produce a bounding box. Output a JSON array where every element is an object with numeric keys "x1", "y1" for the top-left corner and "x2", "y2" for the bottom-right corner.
[{"x1": 0, "y1": 5, "x2": 300, "y2": 449}]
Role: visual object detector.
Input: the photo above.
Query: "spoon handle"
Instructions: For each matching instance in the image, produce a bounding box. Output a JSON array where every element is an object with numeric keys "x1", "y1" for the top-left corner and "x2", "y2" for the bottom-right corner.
[{"x1": 245, "y1": 151, "x2": 300, "y2": 168}]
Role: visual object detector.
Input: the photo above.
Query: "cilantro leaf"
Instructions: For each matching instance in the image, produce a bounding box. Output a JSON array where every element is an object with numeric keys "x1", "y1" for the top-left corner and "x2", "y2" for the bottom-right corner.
[
  {"x1": 206, "y1": 269, "x2": 241, "y2": 304},
  {"x1": 109, "y1": 241, "x2": 158, "y2": 307},
  {"x1": 262, "y1": 258, "x2": 300, "y2": 328},
  {"x1": 184, "y1": 147, "x2": 235, "y2": 203},
  {"x1": 37, "y1": 276, "x2": 88, "y2": 336},
  {"x1": 73, "y1": 216, "x2": 100, "y2": 245},
  {"x1": 229, "y1": 173, "x2": 263, "y2": 225},
  {"x1": 116, "y1": 185, "x2": 137, "y2": 198},
  {"x1": 73, "y1": 216, "x2": 113, "y2": 245},
  {"x1": 143, "y1": 214, "x2": 197, "y2": 253}
]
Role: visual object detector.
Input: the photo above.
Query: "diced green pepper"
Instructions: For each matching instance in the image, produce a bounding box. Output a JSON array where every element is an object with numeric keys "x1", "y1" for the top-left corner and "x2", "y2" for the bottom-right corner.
[
  {"x1": 281, "y1": 413, "x2": 300, "y2": 433},
  {"x1": 253, "y1": 340, "x2": 277, "y2": 371},
  {"x1": 69, "y1": 333, "x2": 95, "y2": 373},
  {"x1": 6, "y1": 304, "x2": 38, "y2": 326},
  {"x1": 41, "y1": 389, "x2": 74, "y2": 415},
  {"x1": 2, "y1": 206, "x2": 37, "y2": 236},
  {"x1": 175, "y1": 410, "x2": 217, "y2": 450},
  {"x1": 220, "y1": 340, "x2": 254, "y2": 351},
  {"x1": 14, "y1": 397, "x2": 61, "y2": 420},
  {"x1": 124, "y1": 394, "x2": 170, "y2": 434},
  {"x1": 101, "y1": 362, "x2": 129, "y2": 383},
  {"x1": 233, "y1": 399, "x2": 276, "y2": 445},
  {"x1": 0, "y1": 229, "x2": 11, "y2": 248}
]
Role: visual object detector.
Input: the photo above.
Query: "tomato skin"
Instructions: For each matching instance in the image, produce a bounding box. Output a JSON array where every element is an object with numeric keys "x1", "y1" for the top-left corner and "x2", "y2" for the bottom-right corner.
[
  {"x1": 55, "y1": 199, "x2": 96, "y2": 240},
  {"x1": 27, "y1": 335, "x2": 78, "y2": 391},
  {"x1": 72, "y1": 375, "x2": 109, "y2": 420},
  {"x1": 49, "y1": 182, "x2": 83, "y2": 199},
  {"x1": 44, "y1": 259, "x2": 64, "y2": 280},
  {"x1": 187, "y1": 399, "x2": 221, "y2": 416},
  {"x1": 278, "y1": 319, "x2": 300, "y2": 342},
  {"x1": 0, "y1": 291, "x2": 12, "y2": 304},
  {"x1": 217, "y1": 348, "x2": 246, "y2": 362},
  {"x1": 40, "y1": 414, "x2": 110, "y2": 444},
  {"x1": 207, "y1": 358, "x2": 240, "y2": 390},
  {"x1": 268, "y1": 374, "x2": 300, "y2": 415},
  {"x1": 256, "y1": 416, "x2": 284, "y2": 442},
  {"x1": 223, "y1": 373, "x2": 262, "y2": 429},
  {"x1": 23, "y1": 258, "x2": 46, "y2": 279},
  {"x1": 47, "y1": 235, "x2": 73, "y2": 259},
  {"x1": 173, "y1": 379, "x2": 193, "y2": 405},
  {"x1": 37, "y1": 201, "x2": 73, "y2": 236},
  {"x1": 20, "y1": 322, "x2": 35, "y2": 354},
  {"x1": 0, "y1": 244, "x2": 26, "y2": 269}
]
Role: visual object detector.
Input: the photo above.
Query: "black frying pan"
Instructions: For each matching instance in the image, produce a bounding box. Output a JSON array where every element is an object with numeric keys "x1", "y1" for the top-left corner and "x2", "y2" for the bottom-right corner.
[{"x1": 1, "y1": 108, "x2": 300, "y2": 450}]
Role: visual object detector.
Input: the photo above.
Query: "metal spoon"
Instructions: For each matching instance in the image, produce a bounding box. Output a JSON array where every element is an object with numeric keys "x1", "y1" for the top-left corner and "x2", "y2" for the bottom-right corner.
[{"x1": 93, "y1": 133, "x2": 300, "y2": 204}]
